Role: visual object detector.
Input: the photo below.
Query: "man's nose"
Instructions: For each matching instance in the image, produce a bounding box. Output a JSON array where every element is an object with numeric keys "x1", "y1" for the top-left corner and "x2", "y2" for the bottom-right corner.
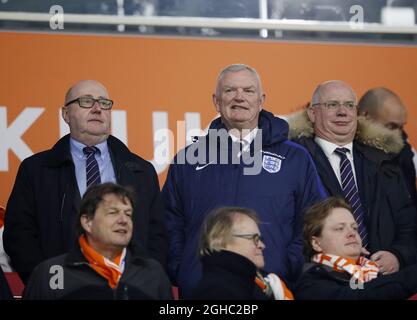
[
  {"x1": 346, "y1": 228, "x2": 356, "y2": 238},
  {"x1": 91, "y1": 101, "x2": 102, "y2": 112},
  {"x1": 336, "y1": 107, "x2": 347, "y2": 116},
  {"x1": 117, "y1": 214, "x2": 129, "y2": 224},
  {"x1": 234, "y1": 88, "x2": 245, "y2": 100}
]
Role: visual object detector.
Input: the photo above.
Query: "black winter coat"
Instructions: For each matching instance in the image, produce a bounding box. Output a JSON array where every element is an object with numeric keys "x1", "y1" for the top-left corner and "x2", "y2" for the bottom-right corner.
[
  {"x1": 297, "y1": 137, "x2": 417, "y2": 268},
  {"x1": 295, "y1": 262, "x2": 417, "y2": 300},
  {"x1": 4, "y1": 135, "x2": 168, "y2": 282},
  {"x1": 191, "y1": 250, "x2": 270, "y2": 300},
  {"x1": 23, "y1": 244, "x2": 172, "y2": 300},
  {"x1": 395, "y1": 132, "x2": 417, "y2": 206}
]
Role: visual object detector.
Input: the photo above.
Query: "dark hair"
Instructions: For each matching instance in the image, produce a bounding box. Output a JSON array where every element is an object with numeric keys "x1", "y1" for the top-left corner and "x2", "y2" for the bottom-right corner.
[
  {"x1": 199, "y1": 206, "x2": 260, "y2": 257},
  {"x1": 303, "y1": 197, "x2": 352, "y2": 259},
  {"x1": 76, "y1": 182, "x2": 136, "y2": 236}
]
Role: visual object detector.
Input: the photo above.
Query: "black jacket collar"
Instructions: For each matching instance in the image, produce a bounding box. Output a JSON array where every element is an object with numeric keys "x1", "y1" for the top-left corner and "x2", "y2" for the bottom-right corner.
[
  {"x1": 201, "y1": 250, "x2": 257, "y2": 279},
  {"x1": 44, "y1": 134, "x2": 145, "y2": 172}
]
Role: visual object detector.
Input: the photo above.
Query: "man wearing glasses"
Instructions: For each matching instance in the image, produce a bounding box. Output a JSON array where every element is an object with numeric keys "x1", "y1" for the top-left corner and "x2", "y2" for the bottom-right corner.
[
  {"x1": 287, "y1": 80, "x2": 417, "y2": 276},
  {"x1": 4, "y1": 80, "x2": 167, "y2": 283},
  {"x1": 192, "y1": 206, "x2": 293, "y2": 300}
]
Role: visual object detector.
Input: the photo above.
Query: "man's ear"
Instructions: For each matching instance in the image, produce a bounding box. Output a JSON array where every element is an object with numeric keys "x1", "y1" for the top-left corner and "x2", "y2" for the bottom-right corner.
[
  {"x1": 306, "y1": 105, "x2": 316, "y2": 123},
  {"x1": 259, "y1": 94, "x2": 266, "y2": 110},
  {"x1": 212, "y1": 94, "x2": 221, "y2": 113},
  {"x1": 80, "y1": 214, "x2": 92, "y2": 233},
  {"x1": 311, "y1": 236, "x2": 323, "y2": 253},
  {"x1": 62, "y1": 106, "x2": 70, "y2": 124}
]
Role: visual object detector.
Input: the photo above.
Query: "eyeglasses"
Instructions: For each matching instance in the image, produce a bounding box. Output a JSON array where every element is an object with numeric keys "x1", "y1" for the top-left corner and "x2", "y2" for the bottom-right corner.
[
  {"x1": 65, "y1": 96, "x2": 113, "y2": 110},
  {"x1": 312, "y1": 101, "x2": 357, "y2": 110},
  {"x1": 232, "y1": 233, "x2": 264, "y2": 246}
]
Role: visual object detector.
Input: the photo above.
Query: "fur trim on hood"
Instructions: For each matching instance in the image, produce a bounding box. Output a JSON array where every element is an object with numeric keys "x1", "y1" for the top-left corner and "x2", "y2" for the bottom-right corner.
[{"x1": 286, "y1": 109, "x2": 404, "y2": 154}]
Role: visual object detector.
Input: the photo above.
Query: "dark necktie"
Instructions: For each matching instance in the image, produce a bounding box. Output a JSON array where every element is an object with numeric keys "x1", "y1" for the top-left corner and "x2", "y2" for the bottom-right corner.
[
  {"x1": 334, "y1": 147, "x2": 369, "y2": 248},
  {"x1": 83, "y1": 146, "x2": 101, "y2": 189}
]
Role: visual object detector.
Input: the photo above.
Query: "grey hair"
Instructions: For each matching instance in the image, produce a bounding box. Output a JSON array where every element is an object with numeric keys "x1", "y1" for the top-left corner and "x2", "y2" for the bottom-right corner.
[{"x1": 215, "y1": 64, "x2": 263, "y2": 97}]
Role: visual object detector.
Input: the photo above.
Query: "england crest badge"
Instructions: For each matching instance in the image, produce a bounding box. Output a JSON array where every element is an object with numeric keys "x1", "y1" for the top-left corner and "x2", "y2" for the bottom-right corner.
[{"x1": 262, "y1": 155, "x2": 281, "y2": 173}]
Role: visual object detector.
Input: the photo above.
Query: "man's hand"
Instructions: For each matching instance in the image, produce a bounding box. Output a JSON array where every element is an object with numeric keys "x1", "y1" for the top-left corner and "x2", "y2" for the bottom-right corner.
[
  {"x1": 370, "y1": 251, "x2": 400, "y2": 275},
  {"x1": 361, "y1": 247, "x2": 370, "y2": 256}
]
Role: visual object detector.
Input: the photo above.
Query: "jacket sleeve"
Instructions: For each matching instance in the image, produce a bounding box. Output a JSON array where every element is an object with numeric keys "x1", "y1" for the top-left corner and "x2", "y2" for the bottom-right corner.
[
  {"x1": 381, "y1": 166, "x2": 417, "y2": 267},
  {"x1": 288, "y1": 152, "x2": 327, "y2": 282},
  {"x1": 295, "y1": 264, "x2": 417, "y2": 300},
  {"x1": 3, "y1": 160, "x2": 44, "y2": 283},
  {"x1": 145, "y1": 164, "x2": 169, "y2": 271},
  {"x1": 23, "y1": 262, "x2": 57, "y2": 300},
  {"x1": 161, "y1": 162, "x2": 185, "y2": 285},
  {"x1": 153, "y1": 261, "x2": 174, "y2": 300}
]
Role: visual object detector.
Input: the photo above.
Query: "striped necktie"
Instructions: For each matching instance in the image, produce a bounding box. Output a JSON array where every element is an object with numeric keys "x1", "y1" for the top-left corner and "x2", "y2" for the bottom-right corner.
[
  {"x1": 334, "y1": 147, "x2": 369, "y2": 249},
  {"x1": 83, "y1": 146, "x2": 101, "y2": 189}
]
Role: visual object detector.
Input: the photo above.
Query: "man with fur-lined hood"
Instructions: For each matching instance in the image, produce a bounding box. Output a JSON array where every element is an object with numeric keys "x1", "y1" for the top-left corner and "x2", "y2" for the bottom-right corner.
[
  {"x1": 287, "y1": 80, "x2": 417, "y2": 275},
  {"x1": 358, "y1": 87, "x2": 417, "y2": 207}
]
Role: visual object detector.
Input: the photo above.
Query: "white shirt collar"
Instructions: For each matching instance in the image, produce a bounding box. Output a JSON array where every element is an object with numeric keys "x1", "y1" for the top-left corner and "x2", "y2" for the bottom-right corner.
[
  {"x1": 229, "y1": 127, "x2": 258, "y2": 146},
  {"x1": 314, "y1": 136, "x2": 353, "y2": 157},
  {"x1": 70, "y1": 137, "x2": 108, "y2": 159}
]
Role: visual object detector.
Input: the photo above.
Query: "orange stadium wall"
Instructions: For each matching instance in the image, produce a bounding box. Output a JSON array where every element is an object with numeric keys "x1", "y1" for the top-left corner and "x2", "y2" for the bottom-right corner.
[{"x1": 1, "y1": 31, "x2": 416, "y2": 206}]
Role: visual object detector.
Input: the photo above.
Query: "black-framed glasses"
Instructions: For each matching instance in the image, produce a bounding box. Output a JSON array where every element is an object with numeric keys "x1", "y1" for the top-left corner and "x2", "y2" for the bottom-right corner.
[
  {"x1": 312, "y1": 101, "x2": 357, "y2": 110},
  {"x1": 65, "y1": 96, "x2": 113, "y2": 110},
  {"x1": 232, "y1": 233, "x2": 264, "y2": 246}
]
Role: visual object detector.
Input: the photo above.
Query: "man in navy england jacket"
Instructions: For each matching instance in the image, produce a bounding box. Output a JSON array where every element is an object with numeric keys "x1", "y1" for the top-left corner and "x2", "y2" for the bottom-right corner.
[{"x1": 162, "y1": 64, "x2": 327, "y2": 298}]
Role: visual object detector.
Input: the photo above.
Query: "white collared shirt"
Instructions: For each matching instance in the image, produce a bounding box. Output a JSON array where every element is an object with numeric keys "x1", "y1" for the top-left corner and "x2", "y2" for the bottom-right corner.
[
  {"x1": 314, "y1": 137, "x2": 357, "y2": 187},
  {"x1": 229, "y1": 128, "x2": 258, "y2": 157}
]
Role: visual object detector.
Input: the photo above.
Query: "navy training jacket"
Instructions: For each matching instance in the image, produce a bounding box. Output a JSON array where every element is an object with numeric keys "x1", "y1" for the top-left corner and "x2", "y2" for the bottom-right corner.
[{"x1": 162, "y1": 110, "x2": 327, "y2": 297}]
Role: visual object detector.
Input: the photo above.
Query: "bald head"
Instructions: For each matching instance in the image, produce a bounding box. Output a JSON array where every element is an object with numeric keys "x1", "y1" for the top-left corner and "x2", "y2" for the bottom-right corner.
[
  {"x1": 311, "y1": 80, "x2": 357, "y2": 106},
  {"x1": 358, "y1": 88, "x2": 407, "y2": 130},
  {"x1": 307, "y1": 80, "x2": 358, "y2": 145},
  {"x1": 65, "y1": 80, "x2": 109, "y2": 105},
  {"x1": 62, "y1": 80, "x2": 111, "y2": 146}
]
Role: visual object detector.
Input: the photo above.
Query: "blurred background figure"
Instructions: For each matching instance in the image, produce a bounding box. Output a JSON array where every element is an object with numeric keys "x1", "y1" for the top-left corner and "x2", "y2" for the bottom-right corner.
[
  {"x1": 192, "y1": 206, "x2": 293, "y2": 300},
  {"x1": 358, "y1": 87, "x2": 417, "y2": 206}
]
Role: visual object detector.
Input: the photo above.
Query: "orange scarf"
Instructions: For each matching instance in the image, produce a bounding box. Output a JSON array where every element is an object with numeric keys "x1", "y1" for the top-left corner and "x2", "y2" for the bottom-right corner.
[
  {"x1": 256, "y1": 271, "x2": 294, "y2": 300},
  {"x1": 79, "y1": 235, "x2": 126, "y2": 289},
  {"x1": 313, "y1": 253, "x2": 379, "y2": 283}
]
